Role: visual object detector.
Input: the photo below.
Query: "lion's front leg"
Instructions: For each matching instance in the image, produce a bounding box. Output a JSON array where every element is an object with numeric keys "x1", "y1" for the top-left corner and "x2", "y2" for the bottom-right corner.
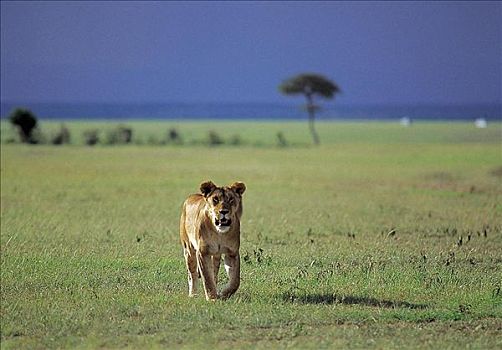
[
  {"x1": 220, "y1": 253, "x2": 240, "y2": 299},
  {"x1": 196, "y1": 250, "x2": 218, "y2": 301},
  {"x1": 183, "y1": 246, "x2": 198, "y2": 297},
  {"x1": 212, "y1": 255, "x2": 221, "y2": 287}
]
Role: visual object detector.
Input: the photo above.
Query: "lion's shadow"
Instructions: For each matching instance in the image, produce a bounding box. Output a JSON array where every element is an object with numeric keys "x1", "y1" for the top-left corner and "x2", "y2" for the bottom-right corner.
[{"x1": 282, "y1": 292, "x2": 427, "y2": 310}]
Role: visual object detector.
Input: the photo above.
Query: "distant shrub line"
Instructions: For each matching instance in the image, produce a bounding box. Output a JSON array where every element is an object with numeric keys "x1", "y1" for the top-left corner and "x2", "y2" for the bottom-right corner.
[{"x1": 5, "y1": 108, "x2": 290, "y2": 148}]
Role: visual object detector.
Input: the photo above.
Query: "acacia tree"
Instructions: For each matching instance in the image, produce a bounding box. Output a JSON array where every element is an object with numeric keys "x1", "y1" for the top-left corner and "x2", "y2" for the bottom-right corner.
[
  {"x1": 8, "y1": 108, "x2": 38, "y2": 143},
  {"x1": 279, "y1": 73, "x2": 340, "y2": 145}
]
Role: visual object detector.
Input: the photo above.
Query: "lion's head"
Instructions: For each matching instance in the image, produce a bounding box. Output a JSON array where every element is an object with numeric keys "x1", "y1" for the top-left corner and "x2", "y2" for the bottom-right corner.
[{"x1": 200, "y1": 181, "x2": 246, "y2": 233}]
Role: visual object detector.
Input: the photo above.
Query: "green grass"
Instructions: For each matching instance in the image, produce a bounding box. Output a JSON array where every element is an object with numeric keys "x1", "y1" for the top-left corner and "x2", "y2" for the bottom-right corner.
[
  {"x1": 1, "y1": 119, "x2": 501, "y2": 146},
  {"x1": 1, "y1": 120, "x2": 501, "y2": 349}
]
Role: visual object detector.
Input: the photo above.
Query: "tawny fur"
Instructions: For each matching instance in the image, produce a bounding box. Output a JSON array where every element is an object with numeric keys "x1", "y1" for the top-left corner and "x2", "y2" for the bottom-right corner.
[{"x1": 180, "y1": 181, "x2": 246, "y2": 300}]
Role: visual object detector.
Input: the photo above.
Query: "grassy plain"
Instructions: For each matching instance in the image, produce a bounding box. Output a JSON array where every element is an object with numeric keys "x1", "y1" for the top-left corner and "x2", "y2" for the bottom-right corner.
[{"x1": 1, "y1": 120, "x2": 501, "y2": 349}]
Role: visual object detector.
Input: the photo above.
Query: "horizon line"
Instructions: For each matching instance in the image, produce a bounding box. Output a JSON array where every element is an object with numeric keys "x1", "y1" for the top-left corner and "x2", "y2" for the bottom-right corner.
[{"x1": 1, "y1": 100, "x2": 501, "y2": 108}]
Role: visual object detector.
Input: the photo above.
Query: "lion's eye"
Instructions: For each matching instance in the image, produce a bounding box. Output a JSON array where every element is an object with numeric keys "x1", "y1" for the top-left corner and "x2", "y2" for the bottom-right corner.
[
  {"x1": 229, "y1": 198, "x2": 234, "y2": 204},
  {"x1": 212, "y1": 197, "x2": 219, "y2": 205}
]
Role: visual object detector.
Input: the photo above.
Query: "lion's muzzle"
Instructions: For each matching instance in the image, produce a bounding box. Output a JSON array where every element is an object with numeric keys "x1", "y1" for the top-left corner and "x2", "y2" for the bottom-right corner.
[{"x1": 215, "y1": 210, "x2": 232, "y2": 228}]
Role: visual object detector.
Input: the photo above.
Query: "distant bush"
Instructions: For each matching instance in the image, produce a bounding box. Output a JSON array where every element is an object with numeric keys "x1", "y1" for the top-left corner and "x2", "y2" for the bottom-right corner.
[
  {"x1": 276, "y1": 132, "x2": 288, "y2": 147},
  {"x1": 208, "y1": 130, "x2": 224, "y2": 146},
  {"x1": 30, "y1": 128, "x2": 47, "y2": 145},
  {"x1": 121, "y1": 127, "x2": 133, "y2": 143},
  {"x1": 167, "y1": 128, "x2": 183, "y2": 145},
  {"x1": 83, "y1": 129, "x2": 100, "y2": 146},
  {"x1": 229, "y1": 134, "x2": 242, "y2": 146},
  {"x1": 134, "y1": 137, "x2": 145, "y2": 146},
  {"x1": 8, "y1": 108, "x2": 38, "y2": 143},
  {"x1": 146, "y1": 135, "x2": 165, "y2": 146},
  {"x1": 104, "y1": 126, "x2": 133, "y2": 145},
  {"x1": 51, "y1": 124, "x2": 71, "y2": 145}
]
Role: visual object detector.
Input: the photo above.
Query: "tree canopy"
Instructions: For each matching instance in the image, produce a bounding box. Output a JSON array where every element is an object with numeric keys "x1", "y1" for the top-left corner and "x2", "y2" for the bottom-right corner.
[{"x1": 279, "y1": 73, "x2": 340, "y2": 99}]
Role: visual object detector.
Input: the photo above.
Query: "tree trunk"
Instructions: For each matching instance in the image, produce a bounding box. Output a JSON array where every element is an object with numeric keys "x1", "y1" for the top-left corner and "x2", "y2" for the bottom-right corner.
[
  {"x1": 306, "y1": 94, "x2": 320, "y2": 145},
  {"x1": 16, "y1": 127, "x2": 29, "y2": 143}
]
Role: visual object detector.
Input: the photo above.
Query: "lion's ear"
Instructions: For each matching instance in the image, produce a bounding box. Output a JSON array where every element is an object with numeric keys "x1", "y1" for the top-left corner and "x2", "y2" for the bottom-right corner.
[
  {"x1": 231, "y1": 182, "x2": 246, "y2": 196},
  {"x1": 200, "y1": 181, "x2": 216, "y2": 197}
]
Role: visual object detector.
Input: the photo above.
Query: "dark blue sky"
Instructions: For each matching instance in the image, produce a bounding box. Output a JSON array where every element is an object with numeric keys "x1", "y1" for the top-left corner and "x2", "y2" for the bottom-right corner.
[{"x1": 1, "y1": 1, "x2": 501, "y2": 105}]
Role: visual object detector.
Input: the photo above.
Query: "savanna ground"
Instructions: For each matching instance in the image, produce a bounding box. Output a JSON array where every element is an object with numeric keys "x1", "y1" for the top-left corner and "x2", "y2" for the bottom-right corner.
[{"x1": 1, "y1": 120, "x2": 501, "y2": 349}]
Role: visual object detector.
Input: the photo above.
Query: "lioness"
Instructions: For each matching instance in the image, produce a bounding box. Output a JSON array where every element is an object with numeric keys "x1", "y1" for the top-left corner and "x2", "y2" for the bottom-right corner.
[{"x1": 179, "y1": 181, "x2": 246, "y2": 300}]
